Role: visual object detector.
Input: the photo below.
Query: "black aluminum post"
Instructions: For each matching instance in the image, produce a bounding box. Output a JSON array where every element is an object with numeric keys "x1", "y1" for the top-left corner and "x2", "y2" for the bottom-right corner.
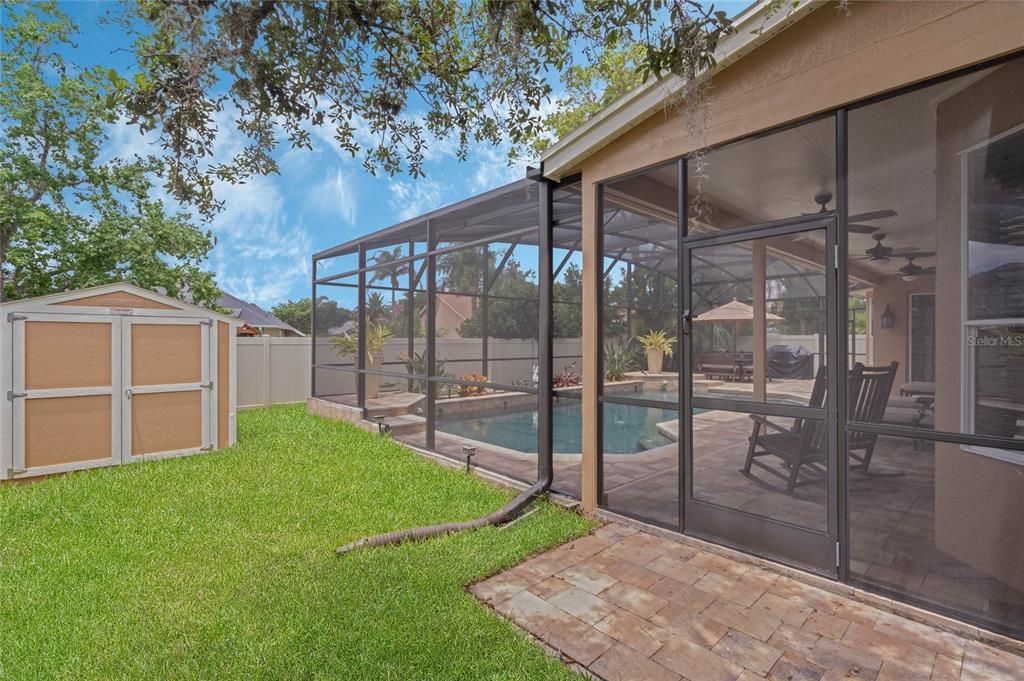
[
  {"x1": 835, "y1": 109, "x2": 850, "y2": 580},
  {"x1": 677, "y1": 157, "x2": 687, "y2": 533},
  {"x1": 595, "y1": 183, "x2": 605, "y2": 502},
  {"x1": 625, "y1": 262, "x2": 632, "y2": 336},
  {"x1": 311, "y1": 256, "x2": 318, "y2": 398},
  {"x1": 481, "y1": 243, "x2": 489, "y2": 377},
  {"x1": 407, "y1": 239, "x2": 415, "y2": 391},
  {"x1": 426, "y1": 219, "x2": 437, "y2": 450},
  {"x1": 357, "y1": 244, "x2": 367, "y2": 409},
  {"x1": 538, "y1": 179, "x2": 554, "y2": 480}
]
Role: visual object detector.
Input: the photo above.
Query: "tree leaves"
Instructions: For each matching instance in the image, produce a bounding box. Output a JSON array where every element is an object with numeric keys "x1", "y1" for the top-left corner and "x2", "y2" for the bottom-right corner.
[
  {"x1": 119, "y1": 1, "x2": 733, "y2": 217},
  {"x1": 1, "y1": 2, "x2": 219, "y2": 305}
]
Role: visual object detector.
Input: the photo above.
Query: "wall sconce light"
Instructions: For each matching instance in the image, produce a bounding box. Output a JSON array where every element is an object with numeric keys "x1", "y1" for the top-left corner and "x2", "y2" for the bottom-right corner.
[{"x1": 880, "y1": 303, "x2": 896, "y2": 329}]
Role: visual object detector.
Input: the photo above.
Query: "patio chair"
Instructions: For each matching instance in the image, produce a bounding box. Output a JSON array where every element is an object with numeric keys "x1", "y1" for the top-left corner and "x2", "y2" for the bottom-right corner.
[
  {"x1": 741, "y1": 362, "x2": 898, "y2": 493},
  {"x1": 847, "y1": 362, "x2": 899, "y2": 473},
  {"x1": 741, "y1": 365, "x2": 829, "y2": 494}
]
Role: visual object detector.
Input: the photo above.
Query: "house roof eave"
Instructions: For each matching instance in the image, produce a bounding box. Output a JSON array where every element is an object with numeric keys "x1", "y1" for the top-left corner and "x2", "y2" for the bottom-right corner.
[{"x1": 539, "y1": 0, "x2": 823, "y2": 180}]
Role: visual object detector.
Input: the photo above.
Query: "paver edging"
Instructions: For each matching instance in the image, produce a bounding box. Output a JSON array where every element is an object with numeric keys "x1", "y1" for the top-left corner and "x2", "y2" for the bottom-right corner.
[{"x1": 596, "y1": 508, "x2": 1024, "y2": 657}]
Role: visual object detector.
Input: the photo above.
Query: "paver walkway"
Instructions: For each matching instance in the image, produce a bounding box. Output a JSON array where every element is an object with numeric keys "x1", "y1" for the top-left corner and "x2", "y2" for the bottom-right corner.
[{"x1": 471, "y1": 523, "x2": 1024, "y2": 681}]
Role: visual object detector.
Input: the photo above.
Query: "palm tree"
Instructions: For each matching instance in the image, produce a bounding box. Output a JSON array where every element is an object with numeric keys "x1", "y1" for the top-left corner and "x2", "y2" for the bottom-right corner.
[
  {"x1": 370, "y1": 246, "x2": 410, "y2": 313},
  {"x1": 365, "y1": 291, "x2": 388, "y2": 324}
]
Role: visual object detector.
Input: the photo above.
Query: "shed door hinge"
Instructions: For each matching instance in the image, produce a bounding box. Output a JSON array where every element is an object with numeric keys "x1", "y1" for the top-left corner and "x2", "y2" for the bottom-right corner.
[
  {"x1": 200, "y1": 381, "x2": 214, "y2": 390},
  {"x1": 199, "y1": 319, "x2": 213, "y2": 327},
  {"x1": 7, "y1": 312, "x2": 26, "y2": 322},
  {"x1": 7, "y1": 390, "x2": 27, "y2": 401},
  {"x1": 6, "y1": 468, "x2": 27, "y2": 477}
]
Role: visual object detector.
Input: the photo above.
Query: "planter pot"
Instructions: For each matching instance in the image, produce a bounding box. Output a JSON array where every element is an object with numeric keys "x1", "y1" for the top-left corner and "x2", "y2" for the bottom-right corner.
[
  {"x1": 366, "y1": 355, "x2": 382, "y2": 399},
  {"x1": 646, "y1": 348, "x2": 664, "y2": 374}
]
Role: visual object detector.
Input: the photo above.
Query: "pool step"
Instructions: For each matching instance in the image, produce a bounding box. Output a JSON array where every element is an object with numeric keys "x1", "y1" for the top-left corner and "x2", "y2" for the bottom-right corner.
[
  {"x1": 362, "y1": 414, "x2": 426, "y2": 437},
  {"x1": 364, "y1": 392, "x2": 426, "y2": 419}
]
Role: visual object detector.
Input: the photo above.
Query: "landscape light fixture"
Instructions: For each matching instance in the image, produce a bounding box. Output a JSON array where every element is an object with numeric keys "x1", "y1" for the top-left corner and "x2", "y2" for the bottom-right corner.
[{"x1": 462, "y1": 445, "x2": 476, "y2": 473}]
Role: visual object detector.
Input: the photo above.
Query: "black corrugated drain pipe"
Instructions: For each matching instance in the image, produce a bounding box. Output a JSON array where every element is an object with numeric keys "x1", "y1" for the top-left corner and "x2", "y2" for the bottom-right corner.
[{"x1": 334, "y1": 472, "x2": 552, "y2": 555}]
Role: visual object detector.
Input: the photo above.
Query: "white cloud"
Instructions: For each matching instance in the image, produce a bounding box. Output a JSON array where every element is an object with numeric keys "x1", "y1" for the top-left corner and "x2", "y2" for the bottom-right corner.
[
  {"x1": 389, "y1": 178, "x2": 444, "y2": 221},
  {"x1": 468, "y1": 141, "x2": 521, "y2": 193},
  {"x1": 103, "y1": 118, "x2": 161, "y2": 162},
  {"x1": 206, "y1": 174, "x2": 313, "y2": 307},
  {"x1": 310, "y1": 169, "x2": 357, "y2": 225},
  {"x1": 102, "y1": 114, "x2": 314, "y2": 308}
]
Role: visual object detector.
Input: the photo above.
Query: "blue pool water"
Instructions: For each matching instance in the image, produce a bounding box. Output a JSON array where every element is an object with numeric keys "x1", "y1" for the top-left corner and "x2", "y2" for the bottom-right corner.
[{"x1": 436, "y1": 391, "x2": 679, "y2": 454}]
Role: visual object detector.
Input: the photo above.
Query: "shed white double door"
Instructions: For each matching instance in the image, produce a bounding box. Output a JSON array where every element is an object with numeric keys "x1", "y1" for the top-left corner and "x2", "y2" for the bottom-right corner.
[{"x1": 8, "y1": 312, "x2": 220, "y2": 478}]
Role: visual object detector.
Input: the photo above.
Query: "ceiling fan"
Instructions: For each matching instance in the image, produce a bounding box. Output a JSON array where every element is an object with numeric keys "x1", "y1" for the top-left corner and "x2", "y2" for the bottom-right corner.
[
  {"x1": 855, "y1": 233, "x2": 895, "y2": 262},
  {"x1": 805, "y1": 191, "x2": 897, "y2": 234},
  {"x1": 898, "y1": 253, "x2": 936, "y2": 282}
]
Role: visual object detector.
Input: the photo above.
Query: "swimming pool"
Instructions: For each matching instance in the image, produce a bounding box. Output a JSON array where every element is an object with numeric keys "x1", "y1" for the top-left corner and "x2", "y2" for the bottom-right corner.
[{"x1": 436, "y1": 390, "x2": 678, "y2": 454}]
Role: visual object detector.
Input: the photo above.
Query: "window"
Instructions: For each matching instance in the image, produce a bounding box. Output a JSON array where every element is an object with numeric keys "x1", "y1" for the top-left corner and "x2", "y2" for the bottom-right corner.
[{"x1": 962, "y1": 125, "x2": 1024, "y2": 449}]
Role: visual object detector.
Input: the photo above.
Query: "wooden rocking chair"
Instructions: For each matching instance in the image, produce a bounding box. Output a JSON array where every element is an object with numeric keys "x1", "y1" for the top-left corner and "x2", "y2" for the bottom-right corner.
[
  {"x1": 847, "y1": 361, "x2": 899, "y2": 473},
  {"x1": 741, "y1": 365, "x2": 829, "y2": 494},
  {"x1": 741, "y1": 362, "x2": 898, "y2": 494}
]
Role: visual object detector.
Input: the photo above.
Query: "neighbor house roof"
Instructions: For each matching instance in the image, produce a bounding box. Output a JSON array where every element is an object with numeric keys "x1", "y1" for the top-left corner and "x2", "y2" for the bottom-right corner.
[
  {"x1": 216, "y1": 292, "x2": 304, "y2": 336},
  {"x1": 539, "y1": 0, "x2": 821, "y2": 180}
]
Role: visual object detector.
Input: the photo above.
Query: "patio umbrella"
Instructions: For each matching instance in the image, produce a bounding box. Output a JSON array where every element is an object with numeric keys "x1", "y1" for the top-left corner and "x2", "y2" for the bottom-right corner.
[{"x1": 693, "y1": 298, "x2": 783, "y2": 351}]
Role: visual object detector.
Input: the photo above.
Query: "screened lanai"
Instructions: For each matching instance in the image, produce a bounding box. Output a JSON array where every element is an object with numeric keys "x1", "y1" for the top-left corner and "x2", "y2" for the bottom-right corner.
[
  {"x1": 311, "y1": 175, "x2": 588, "y2": 491},
  {"x1": 311, "y1": 168, "x2": 841, "y2": 499}
]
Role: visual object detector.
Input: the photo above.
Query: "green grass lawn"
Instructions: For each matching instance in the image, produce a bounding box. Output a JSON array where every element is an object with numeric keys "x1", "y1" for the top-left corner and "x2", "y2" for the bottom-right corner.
[{"x1": 0, "y1": 404, "x2": 594, "y2": 680}]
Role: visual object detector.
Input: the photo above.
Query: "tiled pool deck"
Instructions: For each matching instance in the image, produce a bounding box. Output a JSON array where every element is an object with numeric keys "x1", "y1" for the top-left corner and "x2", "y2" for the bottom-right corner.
[{"x1": 471, "y1": 524, "x2": 1024, "y2": 681}]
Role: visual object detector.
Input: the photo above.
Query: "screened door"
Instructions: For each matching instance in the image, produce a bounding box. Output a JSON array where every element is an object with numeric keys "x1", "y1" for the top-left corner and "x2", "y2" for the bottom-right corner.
[{"x1": 682, "y1": 217, "x2": 839, "y2": 575}]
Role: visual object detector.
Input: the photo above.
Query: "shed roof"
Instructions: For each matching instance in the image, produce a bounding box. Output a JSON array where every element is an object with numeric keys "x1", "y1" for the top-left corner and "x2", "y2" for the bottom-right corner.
[{"x1": 1, "y1": 282, "x2": 239, "y2": 324}]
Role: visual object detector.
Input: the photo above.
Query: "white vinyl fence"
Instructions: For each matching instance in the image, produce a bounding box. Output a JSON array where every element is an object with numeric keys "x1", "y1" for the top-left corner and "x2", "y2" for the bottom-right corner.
[
  {"x1": 237, "y1": 334, "x2": 867, "y2": 409},
  {"x1": 237, "y1": 337, "x2": 311, "y2": 409},
  {"x1": 237, "y1": 336, "x2": 584, "y2": 409}
]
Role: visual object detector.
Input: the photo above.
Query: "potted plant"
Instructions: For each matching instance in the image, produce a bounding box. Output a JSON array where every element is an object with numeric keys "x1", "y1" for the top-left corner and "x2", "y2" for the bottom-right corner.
[
  {"x1": 636, "y1": 330, "x2": 676, "y2": 374},
  {"x1": 330, "y1": 323, "x2": 394, "y2": 399}
]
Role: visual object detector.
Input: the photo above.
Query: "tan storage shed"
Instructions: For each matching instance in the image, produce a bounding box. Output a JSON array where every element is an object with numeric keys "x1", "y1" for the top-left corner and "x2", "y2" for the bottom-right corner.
[{"x1": 1, "y1": 283, "x2": 239, "y2": 480}]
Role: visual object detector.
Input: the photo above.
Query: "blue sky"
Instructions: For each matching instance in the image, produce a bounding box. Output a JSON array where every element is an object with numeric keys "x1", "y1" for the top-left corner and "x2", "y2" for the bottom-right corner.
[{"x1": 59, "y1": 1, "x2": 750, "y2": 308}]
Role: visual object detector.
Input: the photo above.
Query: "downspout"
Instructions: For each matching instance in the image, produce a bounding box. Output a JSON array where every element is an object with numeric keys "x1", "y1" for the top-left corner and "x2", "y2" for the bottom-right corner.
[{"x1": 336, "y1": 172, "x2": 556, "y2": 555}]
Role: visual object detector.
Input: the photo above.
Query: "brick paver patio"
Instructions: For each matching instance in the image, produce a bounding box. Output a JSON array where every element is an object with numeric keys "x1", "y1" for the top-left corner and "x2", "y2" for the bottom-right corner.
[{"x1": 471, "y1": 523, "x2": 1024, "y2": 681}]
